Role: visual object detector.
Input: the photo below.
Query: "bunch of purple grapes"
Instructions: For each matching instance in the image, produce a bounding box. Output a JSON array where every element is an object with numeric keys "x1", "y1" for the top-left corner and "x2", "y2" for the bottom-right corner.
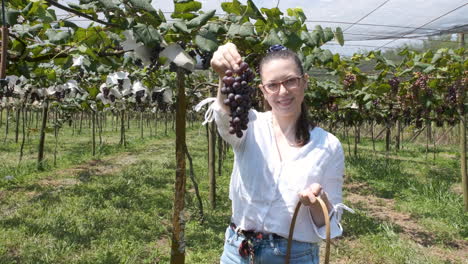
[
  {"x1": 221, "y1": 62, "x2": 255, "y2": 138},
  {"x1": 343, "y1": 73, "x2": 357, "y2": 88},
  {"x1": 388, "y1": 77, "x2": 400, "y2": 95}
]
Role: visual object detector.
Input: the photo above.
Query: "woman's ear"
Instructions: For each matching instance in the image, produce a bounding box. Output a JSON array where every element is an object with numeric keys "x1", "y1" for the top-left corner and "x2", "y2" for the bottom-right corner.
[{"x1": 258, "y1": 84, "x2": 266, "y2": 96}]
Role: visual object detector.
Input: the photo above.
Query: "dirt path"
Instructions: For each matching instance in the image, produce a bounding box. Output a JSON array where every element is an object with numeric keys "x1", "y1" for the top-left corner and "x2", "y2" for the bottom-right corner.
[{"x1": 343, "y1": 182, "x2": 468, "y2": 263}]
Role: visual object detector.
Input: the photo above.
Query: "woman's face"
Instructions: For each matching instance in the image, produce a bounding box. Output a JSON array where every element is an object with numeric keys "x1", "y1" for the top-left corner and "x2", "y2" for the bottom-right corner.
[{"x1": 259, "y1": 58, "x2": 307, "y2": 119}]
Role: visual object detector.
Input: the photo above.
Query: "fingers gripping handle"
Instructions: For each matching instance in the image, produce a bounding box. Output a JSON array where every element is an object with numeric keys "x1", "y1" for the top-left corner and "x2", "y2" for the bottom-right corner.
[{"x1": 285, "y1": 198, "x2": 330, "y2": 264}]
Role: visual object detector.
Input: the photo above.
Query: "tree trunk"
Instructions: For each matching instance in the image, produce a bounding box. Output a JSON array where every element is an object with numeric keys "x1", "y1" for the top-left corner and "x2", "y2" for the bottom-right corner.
[
  {"x1": 353, "y1": 124, "x2": 358, "y2": 157},
  {"x1": 15, "y1": 107, "x2": 20, "y2": 143},
  {"x1": 53, "y1": 109, "x2": 58, "y2": 166},
  {"x1": 37, "y1": 101, "x2": 49, "y2": 170},
  {"x1": 184, "y1": 144, "x2": 204, "y2": 222},
  {"x1": 3, "y1": 106, "x2": 9, "y2": 143},
  {"x1": 208, "y1": 82, "x2": 217, "y2": 209},
  {"x1": 459, "y1": 30, "x2": 467, "y2": 211},
  {"x1": 385, "y1": 122, "x2": 391, "y2": 152},
  {"x1": 218, "y1": 130, "x2": 223, "y2": 179},
  {"x1": 165, "y1": 111, "x2": 168, "y2": 136},
  {"x1": 371, "y1": 121, "x2": 376, "y2": 152},
  {"x1": 79, "y1": 111, "x2": 83, "y2": 134},
  {"x1": 171, "y1": 68, "x2": 187, "y2": 264},
  {"x1": 98, "y1": 113, "x2": 103, "y2": 146},
  {"x1": 92, "y1": 111, "x2": 96, "y2": 156},
  {"x1": 140, "y1": 111, "x2": 144, "y2": 139},
  {"x1": 345, "y1": 124, "x2": 351, "y2": 157},
  {"x1": 120, "y1": 110, "x2": 126, "y2": 147},
  {"x1": 395, "y1": 119, "x2": 401, "y2": 150},
  {"x1": 208, "y1": 121, "x2": 216, "y2": 209},
  {"x1": 19, "y1": 106, "x2": 26, "y2": 163}
]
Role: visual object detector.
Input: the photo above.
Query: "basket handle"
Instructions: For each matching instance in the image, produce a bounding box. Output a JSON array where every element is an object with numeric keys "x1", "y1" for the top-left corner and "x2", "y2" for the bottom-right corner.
[{"x1": 285, "y1": 197, "x2": 330, "y2": 264}]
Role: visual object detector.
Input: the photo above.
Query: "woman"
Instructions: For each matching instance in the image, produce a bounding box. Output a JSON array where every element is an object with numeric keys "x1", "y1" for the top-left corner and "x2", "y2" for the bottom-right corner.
[{"x1": 205, "y1": 43, "x2": 352, "y2": 264}]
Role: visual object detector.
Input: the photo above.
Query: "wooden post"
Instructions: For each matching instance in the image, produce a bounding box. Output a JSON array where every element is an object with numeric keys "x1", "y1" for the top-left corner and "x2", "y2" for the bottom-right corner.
[
  {"x1": 208, "y1": 72, "x2": 216, "y2": 209},
  {"x1": 458, "y1": 33, "x2": 467, "y2": 211},
  {"x1": 37, "y1": 100, "x2": 49, "y2": 170},
  {"x1": 171, "y1": 68, "x2": 187, "y2": 264}
]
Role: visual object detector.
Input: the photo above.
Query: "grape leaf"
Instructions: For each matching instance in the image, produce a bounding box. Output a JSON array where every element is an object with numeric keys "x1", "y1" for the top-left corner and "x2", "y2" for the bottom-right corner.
[
  {"x1": 187, "y1": 9, "x2": 216, "y2": 28},
  {"x1": 334, "y1": 27, "x2": 344, "y2": 46},
  {"x1": 195, "y1": 30, "x2": 218, "y2": 52},
  {"x1": 261, "y1": 29, "x2": 282, "y2": 47},
  {"x1": 133, "y1": 24, "x2": 162, "y2": 48}
]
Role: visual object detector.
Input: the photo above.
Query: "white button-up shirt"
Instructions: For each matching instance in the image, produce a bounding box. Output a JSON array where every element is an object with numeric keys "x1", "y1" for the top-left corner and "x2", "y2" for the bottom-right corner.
[{"x1": 204, "y1": 99, "x2": 352, "y2": 243}]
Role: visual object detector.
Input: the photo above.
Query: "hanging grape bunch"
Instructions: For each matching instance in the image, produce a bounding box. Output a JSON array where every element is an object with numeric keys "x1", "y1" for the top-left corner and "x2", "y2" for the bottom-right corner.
[
  {"x1": 343, "y1": 73, "x2": 357, "y2": 89},
  {"x1": 221, "y1": 62, "x2": 255, "y2": 138},
  {"x1": 388, "y1": 77, "x2": 400, "y2": 96}
]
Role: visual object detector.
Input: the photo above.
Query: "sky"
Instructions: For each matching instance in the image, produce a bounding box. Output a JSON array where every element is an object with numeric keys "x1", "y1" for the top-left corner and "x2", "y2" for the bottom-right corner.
[{"x1": 53, "y1": 0, "x2": 468, "y2": 56}]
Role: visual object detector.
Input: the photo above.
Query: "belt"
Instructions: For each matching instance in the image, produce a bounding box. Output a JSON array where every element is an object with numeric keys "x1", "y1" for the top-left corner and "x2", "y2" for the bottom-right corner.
[
  {"x1": 229, "y1": 222, "x2": 284, "y2": 264},
  {"x1": 229, "y1": 222, "x2": 284, "y2": 240}
]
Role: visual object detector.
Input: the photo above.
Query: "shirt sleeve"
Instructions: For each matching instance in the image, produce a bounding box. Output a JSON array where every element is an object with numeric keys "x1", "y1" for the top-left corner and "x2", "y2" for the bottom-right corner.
[
  {"x1": 309, "y1": 140, "x2": 354, "y2": 239},
  {"x1": 211, "y1": 100, "x2": 247, "y2": 150}
]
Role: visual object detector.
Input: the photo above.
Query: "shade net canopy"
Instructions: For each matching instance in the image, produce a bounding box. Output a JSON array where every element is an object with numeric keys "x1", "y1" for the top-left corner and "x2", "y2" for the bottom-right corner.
[{"x1": 55, "y1": 0, "x2": 468, "y2": 55}]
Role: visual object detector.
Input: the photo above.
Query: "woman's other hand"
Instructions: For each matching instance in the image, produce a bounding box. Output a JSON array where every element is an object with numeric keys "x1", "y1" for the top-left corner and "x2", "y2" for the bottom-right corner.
[
  {"x1": 210, "y1": 43, "x2": 242, "y2": 77},
  {"x1": 299, "y1": 183, "x2": 333, "y2": 227}
]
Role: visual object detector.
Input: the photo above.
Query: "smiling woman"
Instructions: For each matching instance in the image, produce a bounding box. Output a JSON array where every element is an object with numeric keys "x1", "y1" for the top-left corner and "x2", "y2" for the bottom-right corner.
[{"x1": 203, "y1": 43, "x2": 353, "y2": 264}]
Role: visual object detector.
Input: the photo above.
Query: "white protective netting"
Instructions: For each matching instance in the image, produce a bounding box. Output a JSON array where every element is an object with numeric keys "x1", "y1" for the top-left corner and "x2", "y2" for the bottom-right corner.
[{"x1": 58, "y1": 0, "x2": 468, "y2": 55}]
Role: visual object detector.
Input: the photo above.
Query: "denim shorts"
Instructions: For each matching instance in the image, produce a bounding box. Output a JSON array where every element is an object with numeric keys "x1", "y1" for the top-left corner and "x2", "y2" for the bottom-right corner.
[{"x1": 220, "y1": 226, "x2": 320, "y2": 264}]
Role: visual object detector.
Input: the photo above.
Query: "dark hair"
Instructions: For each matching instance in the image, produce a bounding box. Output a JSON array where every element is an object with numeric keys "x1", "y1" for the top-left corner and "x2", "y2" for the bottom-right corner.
[{"x1": 258, "y1": 49, "x2": 315, "y2": 147}]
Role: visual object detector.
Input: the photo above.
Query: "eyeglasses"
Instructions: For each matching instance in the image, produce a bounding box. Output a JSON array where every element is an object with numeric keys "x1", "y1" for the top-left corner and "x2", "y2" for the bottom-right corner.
[{"x1": 262, "y1": 75, "x2": 304, "y2": 94}]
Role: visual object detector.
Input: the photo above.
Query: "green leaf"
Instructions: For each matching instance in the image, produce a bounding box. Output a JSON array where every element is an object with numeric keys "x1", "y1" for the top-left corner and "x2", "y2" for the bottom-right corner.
[
  {"x1": 0, "y1": 8, "x2": 21, "y2": 25},
  {"x1": 261, "y1": 7, "x2": 282, "y2": 20},
  {"x1": 300, "y1": 31, "x2": 317, "y2": 48},
  {"x1": 283, "y1": 32, "x2": 302, "y2": 51},
  {"x1": 97, "y1": 0, "x2": 119, "y2": 9},
  {"x1": 221, "y1": 0, "x2": 242, "y2": 15},
  {"x1": 173, "y1": 21, "x2": 191, "y2": 34},
  {"x1": 423, "y1": 65, "x2": 436, "y2": 73},
  {"x1": 187, "y1": 9, "x2": 216, "y2": 28},
  {"x1": 158, "y1": 9, "x2": 167, "y2": 22},
  {"x1": 431, "y1": 52, "x2": 443, "y2": 64},
  {"x1": 46, "y1": 29, "x2": 71, "y2": 44},
  {"x1": 60, "y1": 20, "x2": 78, "y2": 28},
  {"x1": 334, "y1": 27, "x2": 344, "y2": 46},
  {"x1": 139, "y1": 11, "x2": 163, "y2": 28},
  {"x1": 254, "y1": 19, "x2": 266, "y2": 35},
  {"x1": 261, "y1": 29, "x2": 282, "y2": 47},
  {"x1": 133, "y1": 24, "x2": 162, "y2": 48},
  {"x1": 323, "y1": 27, "x2": 334, "y2": 42},
  {"x1": 319, "y1": 49, "x2": 333, "y2": 64},
  {"x1": 22, "y1": 2, "x2": 33, "y2": 14},
  {"x1": 195, "y1": 30, "x2": 218, "y2": 52},
  {"x1": 284, "y1": 17, "x2": 299, "y2": 26},
  {"x1": 37, "y1": 8, "x2": 57, "y2": 23},
  {"x1": 414, "y1": 61, "x2": 431, "y2": 69},
  {"x1": 128, "y1": 0, "x2": 156, "y2": 12},
  {"x1": 227, "y1": 24, "x2": 241, "y2": 37},
  {"x1": 287, "y1": 8, "x2": 306, "y2": 23},
  {"x1": 314, "y1": 25, "x2": 325, "y2": 43},
  {"x1": 310, "y1": 32, "x2": 320, "y2": 47},
  {"x1": 174, "y1": 1, "x2": 202, "y2": 14},
  {"x1": 239, "y1": 22, "x2": 254, "y2": 37},
  {"x1": 246, "y1": 0, "x2": 265, "y2": 22},
  {"x1": 205, "y1": 23, "x2": 227, "y2": 34},
  {"x1": 62, "y1": 56, "x2": 73, "y2": 70}
]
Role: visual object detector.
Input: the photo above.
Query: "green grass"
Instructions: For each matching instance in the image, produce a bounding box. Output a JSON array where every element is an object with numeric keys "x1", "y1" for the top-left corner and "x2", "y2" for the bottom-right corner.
[{"x1": 0, "y1": 120, "x2": 467, "y2": 263}]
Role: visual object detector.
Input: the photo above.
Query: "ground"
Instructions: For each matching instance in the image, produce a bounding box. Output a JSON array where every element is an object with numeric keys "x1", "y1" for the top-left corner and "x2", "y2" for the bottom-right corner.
[{"x1": 0, "y1": 121, "x2": 467, "y2": 263}]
